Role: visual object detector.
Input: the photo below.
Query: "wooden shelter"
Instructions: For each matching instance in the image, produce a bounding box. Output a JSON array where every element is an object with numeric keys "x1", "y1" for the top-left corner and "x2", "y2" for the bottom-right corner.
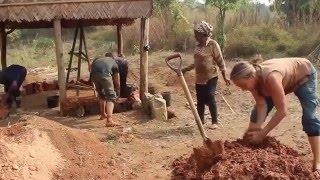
[{"x1": 0, "y1": 0, "x2": 152, "y2": 113}]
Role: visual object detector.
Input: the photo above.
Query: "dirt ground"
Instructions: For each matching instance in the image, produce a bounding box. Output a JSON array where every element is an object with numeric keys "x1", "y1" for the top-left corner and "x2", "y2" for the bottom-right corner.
[{"x1": 0, "y1": 59, "x2": 318, "y2": 179}]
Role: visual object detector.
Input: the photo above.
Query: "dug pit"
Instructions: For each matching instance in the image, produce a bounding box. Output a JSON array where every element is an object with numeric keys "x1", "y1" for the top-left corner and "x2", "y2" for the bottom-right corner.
[{"x1": 172, "y1": 137, "x2": 317, "y2": 179}]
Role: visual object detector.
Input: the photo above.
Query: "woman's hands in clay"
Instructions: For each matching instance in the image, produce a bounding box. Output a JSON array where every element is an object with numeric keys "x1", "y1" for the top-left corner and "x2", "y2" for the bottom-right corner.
[{"x1": 246, "y1": 130, "x2": 266, "y2": 144}]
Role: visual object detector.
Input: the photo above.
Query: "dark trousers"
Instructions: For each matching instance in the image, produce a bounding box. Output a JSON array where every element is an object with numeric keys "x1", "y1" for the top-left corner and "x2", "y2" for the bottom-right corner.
[
  {"x1": 196, "y1": 77, "x2": 218, "y2": 124},
  {"x1": 4, "y1": 68, "x2": 27, "y2": 107},
  {"x1": 116, "y1": 58, "x2": 128, "y2": 98},
  {"x1": 119, "y1": 63, "x2": 128, "y2": 98}
]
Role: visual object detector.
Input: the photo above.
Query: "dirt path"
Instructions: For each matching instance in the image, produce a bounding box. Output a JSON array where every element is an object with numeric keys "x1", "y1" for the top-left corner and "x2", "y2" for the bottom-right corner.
[{"x1": 1, "y1": 62, "x2": 316, "y2": 179}]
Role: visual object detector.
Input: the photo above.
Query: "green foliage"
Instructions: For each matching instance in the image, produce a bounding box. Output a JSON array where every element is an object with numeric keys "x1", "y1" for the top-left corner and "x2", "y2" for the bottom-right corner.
[
  {"x1": 170, "y1": 2, "x2": 193, "y2": 39},
  {"x1": 225, "y1": 25, "x2": 297, "y2": 57},
  {"x1": 88, "y1": 28, "x2": 117, "y2": 43},
  {"x1": 7, "y1": 30, "x2": 22, "y2": 42},
  {"x1": 32, "y1": 37, "x2": 54, "y2": 50},
  {"x1": 272, "y1": 0, "x2": 320, "y2": 26},
  {"x1": 132, "y1": 44, "x2": 140, "y2": 55},
  {"x1": 224, "y1": 24, "x2": 320, "y2": 58},
  {"x1": 206, "y1": 0, "x2": 244, "y2": 49},
  {"x1": 184, "y1": 0, "x2": 198, "y2": 8},
  {"x1": 154, "y1": 0, "x2": 175, "y2": 13},
  {"x1": 286, "y1": 25, "x2": 320, "y2": 56},
  {"x1": 206, "y1": 0, "x2": 238, "y2": 9}
]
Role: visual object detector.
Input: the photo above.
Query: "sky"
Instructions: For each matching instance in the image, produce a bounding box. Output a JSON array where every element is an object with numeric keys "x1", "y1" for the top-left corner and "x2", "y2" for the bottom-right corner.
[
  {"x1": 197, "y1": 0, "x2": 273, "y2": 6},
  {"x1": 253, "y1": 0, "x2": 273, "y2": 5}
]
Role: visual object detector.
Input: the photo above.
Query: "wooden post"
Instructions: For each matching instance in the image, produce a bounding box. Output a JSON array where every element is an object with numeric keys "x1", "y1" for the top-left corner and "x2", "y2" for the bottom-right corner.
[
  {"x1": 53, "y1": 19, "x2": 66, "y2": 111},
  {"x1": 117, "y1": 24, "x2": 123, "y2": 56},
  {"x1": 0, "y1": 25, "x2": 7, "y2": 69},
  {"x1": 140, "y1": 18, "x2": 149, "y2": 104}
]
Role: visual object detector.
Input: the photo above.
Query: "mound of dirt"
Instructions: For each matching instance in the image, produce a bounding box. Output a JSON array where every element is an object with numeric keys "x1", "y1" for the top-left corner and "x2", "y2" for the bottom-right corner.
[
  {"x1": 172, "y1": 137, "x2": 317, "y2": 179},
  {"x1": 0, "y1": 115, "x2": 118, "y2": 180},
  {"x1": 0, "y1": 122, "x2": 64, "y2": 180}
]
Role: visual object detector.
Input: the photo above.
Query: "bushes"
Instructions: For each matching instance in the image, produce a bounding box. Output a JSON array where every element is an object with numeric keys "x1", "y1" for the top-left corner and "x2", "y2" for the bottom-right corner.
[
  {"x1": 286, "y1": 25, "x2": 320, "y2": 57},
  {"x1": 32, "y1": 37, "x2": 54, "y2": 50},
  {"x1": 224, "y1": 25, "x2": 297, "y2": 58},
  {"x1": 224, "y1": 25, "x2": 320, "y2": 58}
]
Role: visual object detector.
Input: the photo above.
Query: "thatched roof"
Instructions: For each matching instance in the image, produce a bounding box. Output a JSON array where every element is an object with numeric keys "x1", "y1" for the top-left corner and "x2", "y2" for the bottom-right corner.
[{"x1": 0, "y1": 0, "x2": 153, "y2": 28}]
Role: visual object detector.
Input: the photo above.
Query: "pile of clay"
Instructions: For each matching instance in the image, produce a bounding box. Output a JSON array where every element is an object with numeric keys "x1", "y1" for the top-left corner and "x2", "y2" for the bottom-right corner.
[{"x1": 172, "y1": 137, "x2": 316, "y2": 179}]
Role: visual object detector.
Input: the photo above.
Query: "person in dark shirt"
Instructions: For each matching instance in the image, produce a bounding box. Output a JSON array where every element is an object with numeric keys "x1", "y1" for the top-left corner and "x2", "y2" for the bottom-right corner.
[
  {"x1": 105, "y1": 53, "x2": 128, "y2": 98},
  {"x1": 0, "y1": 64, "x2": 27, "y2": 108},
  {"x1": 90, "y1": 57, "x2": 120, "y2": 127}
]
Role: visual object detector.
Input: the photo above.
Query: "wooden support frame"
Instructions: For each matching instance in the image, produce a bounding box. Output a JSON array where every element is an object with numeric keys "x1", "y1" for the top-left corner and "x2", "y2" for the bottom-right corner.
[
  {"x1": 139, "y1": 18, "x2": 149, "y2": 104},
  {"x1": 65, "y1": 24, "x2": 89, "y2": 96},
  {"x1": 66, "y1": 27, "x2": 79, "y2": 82},
  {"x1": 117, "y1": 24, "x2": 123, "y2": 56},
  {"x1": 53, "y1": 19, "x2": 66, "y2": 110},
  {"x1": 0, "y1": 25, "x2": 7, "y2": 69}
]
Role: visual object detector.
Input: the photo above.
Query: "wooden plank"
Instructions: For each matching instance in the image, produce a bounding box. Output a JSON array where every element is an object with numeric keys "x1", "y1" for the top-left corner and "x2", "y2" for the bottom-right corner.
[
  {"x1": 53, "y1": 19, "x2": 67, "y2": 111},
  {"x1": 0, "y1": 25, "x2": 7, "y2": 69},
  {"x1": 117, "y1": 24, "x2": 123, "y2": 56},
  {"x1": 139, "y1": 18, "x2": 149, "y2": 104}
]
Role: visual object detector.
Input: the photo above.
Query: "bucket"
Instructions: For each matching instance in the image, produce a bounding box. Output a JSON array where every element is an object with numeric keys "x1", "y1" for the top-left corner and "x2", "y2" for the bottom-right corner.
[
  {"x1": 47, "y1": 95, "x2": 59, "y2": 108},
  {"x1": 125, "y1": 84, "x2": 136, "y2": 97},
  {"x1": 161, "y1": 91, "x2": 171, "y2": 107}
]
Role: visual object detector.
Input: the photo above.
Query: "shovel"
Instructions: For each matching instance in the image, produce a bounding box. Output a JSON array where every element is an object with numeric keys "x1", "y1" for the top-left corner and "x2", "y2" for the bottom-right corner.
[{"x1": 165, "y1": 53, "x2": 217, "y2": 150}]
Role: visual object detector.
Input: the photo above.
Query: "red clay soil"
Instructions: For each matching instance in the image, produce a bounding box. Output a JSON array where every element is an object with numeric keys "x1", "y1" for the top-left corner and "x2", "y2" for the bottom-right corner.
[
  {"x1": 0, "y1": 115, "x2": 119, "y2": 180},
  {"x1": 172, "y1": 137, "x2": 317, "y2": 180}
]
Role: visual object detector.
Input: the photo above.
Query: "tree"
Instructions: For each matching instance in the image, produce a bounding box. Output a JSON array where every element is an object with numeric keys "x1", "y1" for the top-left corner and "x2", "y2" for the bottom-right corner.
[
  {"x1": 153, "y1": 0, "x2": 192, "y2": 51},
  {"x1": 205, "y1": 0, "x2": 241, "y2": 49},
  {"x1": 272, "y1": 0, "x2": 320, "y2": 26},
  {"x1": 184, "y1": 0, "x2": 198, "y2": 8}
]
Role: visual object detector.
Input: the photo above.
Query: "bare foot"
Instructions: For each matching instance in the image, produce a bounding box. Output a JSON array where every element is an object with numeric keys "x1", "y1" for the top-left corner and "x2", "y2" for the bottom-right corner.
[
  {"x1": 207, "y1": 123, "x2": 218, "y2": 130},
  {"x1": 99, "y1": 115, "x2": 107, "y2": 120},
  {"x1": 105, "y1": 117, "x2": 120, "y2": 127}
]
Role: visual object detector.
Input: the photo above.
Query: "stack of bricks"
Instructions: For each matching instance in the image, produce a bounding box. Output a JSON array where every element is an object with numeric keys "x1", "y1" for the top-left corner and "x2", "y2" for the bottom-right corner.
[
  {"x1": 0, "y1": 94, "x2": 9, "y2": 119},
  {"x1": 61, "y1": 95, "x2": 133, "y2": 117},
  {"x1": 61, "y1": 95, "x2": 99, "y2": 116},
  {"x1": 23, "y1": 80, "x2": 59, "y2": 95},
  {"x1": 23, "y1": 78, "x2": 91, "y2": 96}
]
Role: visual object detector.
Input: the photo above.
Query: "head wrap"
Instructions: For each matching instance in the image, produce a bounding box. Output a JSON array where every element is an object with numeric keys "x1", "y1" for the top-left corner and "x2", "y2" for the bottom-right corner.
[{"x1": 194, "y1": 21, "x2": 213, "y2": 36}]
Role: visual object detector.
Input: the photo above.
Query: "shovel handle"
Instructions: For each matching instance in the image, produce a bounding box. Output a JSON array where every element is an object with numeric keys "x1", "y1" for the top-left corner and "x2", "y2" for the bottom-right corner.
[
  {"x1": 165, "y1": 53, "x2": 183, "y2": 76},
  {"x1": 179, "y1": 75, "x2": 208, "y2": 141}
]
